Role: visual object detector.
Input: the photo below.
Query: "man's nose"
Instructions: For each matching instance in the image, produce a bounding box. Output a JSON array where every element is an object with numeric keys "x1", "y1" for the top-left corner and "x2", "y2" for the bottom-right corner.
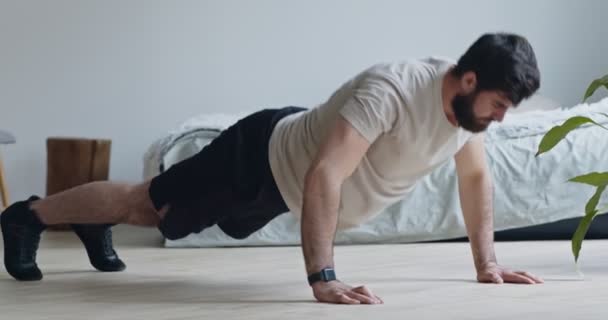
[{"x1": 493, "y1": 110, "x2": 507, "y2": 122}]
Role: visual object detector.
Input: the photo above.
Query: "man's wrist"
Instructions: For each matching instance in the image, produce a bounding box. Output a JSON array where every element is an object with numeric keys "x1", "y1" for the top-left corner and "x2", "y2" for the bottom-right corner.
[
  {"x1": 476, "y1": 260, "x2": 498, "y2": 272},
  {"x1": 307, "y1": 267, "x2": 337, "y2": 286},
  {"x1": 311, "y1": 279, "x2": 339, "y2": 291}
]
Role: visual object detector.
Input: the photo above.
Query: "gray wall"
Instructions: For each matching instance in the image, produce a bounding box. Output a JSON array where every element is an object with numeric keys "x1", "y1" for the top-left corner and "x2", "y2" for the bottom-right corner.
[{"x1": 1, "y1": 0, "x2": 607, "y2": 201}]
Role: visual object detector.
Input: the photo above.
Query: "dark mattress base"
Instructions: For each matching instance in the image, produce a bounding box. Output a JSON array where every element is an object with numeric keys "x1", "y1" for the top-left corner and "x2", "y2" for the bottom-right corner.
[{"x1": 444, "y1": 213, "x2": 608, "y2": 242}]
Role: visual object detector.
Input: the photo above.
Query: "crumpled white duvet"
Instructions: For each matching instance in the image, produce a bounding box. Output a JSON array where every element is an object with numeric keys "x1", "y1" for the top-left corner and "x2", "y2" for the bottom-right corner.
[{"x1": 142, "y1": 97, "x2": 608, "y2": 247}]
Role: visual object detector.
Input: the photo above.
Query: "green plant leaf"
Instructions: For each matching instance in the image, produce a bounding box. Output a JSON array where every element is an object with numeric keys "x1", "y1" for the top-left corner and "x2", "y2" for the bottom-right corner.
[
  {"x1": 568, "y1": 172, "x2": 608, "y2": 187},
  {"x1": 583, "y1": 75, "x2": 608, "y2": 102},
  {"x1": 572, "y1": 210, "x2": 598, "y2": 263},
  {"x1": 535, "y1": 116, "x2": 602, "y2": 156},
  {"x1": 585, "y1": 186, "x2": 605, "y2": 214},
  {"x1": 572, "y1": 185, "x2": 606, "y2": 262}
]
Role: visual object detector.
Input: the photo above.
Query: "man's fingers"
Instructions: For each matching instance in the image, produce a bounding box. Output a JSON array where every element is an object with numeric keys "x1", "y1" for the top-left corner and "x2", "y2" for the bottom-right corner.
[
  {"x1": 503, "y1": 272, "x2": 535, "y2": 284},
  {"x1": 353, "y1": 286, "x2": 381, "y2": 301},
  {"x1": 477, "y1": 266, "x2": 544, "y2": 286},
  {"x1": 345, "y1": 291, "x2": 377, "y2": 304},
  {"x1": 494, "y1": 275, "x2": 503, "y2": 284},
  {"x1": 479, "y1": 272, "x2": 503, "y2": 284},
  {"x1": 352, "y1": 285, "x2": 382, "y2": 304},
  {"x1": 487, "y1": 272, "x2": 503, "y2": 284},
  {"x1": 517, "y1": 271, "x2": 544, "y2": 284},
  {"x1": 374, "y1": 295, "x2": 384, "y2": 304},
  {"x1": 338, "y1": 293, "x2": 361, "y2": 304},
  {"x1": 314, "y1": 282, "x2": 382, "y2": 305}
]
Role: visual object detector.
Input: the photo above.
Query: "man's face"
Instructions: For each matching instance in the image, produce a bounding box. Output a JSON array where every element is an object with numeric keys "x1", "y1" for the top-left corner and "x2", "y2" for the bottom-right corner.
[{"x1": 452, "y1": 90, "x2": 513, "y2": 133}]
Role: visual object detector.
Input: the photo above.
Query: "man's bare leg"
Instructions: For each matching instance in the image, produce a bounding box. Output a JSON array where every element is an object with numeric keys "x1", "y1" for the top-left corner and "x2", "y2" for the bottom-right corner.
[
  {"x1": 1, "y1": 180, "x2": 167, "y2": 281},
  {"x1": 31, "y1": 180, "x2": 164, "y2": 226}
]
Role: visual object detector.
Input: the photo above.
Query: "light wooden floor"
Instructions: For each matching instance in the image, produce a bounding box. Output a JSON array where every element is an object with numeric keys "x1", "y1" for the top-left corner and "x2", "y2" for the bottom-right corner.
[{"x1": 0, "y1": 225, "x2": 607, "y2": 320}]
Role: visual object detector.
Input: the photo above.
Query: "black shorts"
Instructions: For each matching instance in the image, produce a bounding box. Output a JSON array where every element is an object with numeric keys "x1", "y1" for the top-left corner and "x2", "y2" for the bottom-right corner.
[{"x1": 148, "y1": 106, "x2": 306, "y2": 240}]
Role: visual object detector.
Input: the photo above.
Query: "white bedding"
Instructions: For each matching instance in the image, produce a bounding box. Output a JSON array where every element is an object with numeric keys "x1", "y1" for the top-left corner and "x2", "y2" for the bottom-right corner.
[{"x1": 143, "y1": 97, "x2": 608, "y2": 247}]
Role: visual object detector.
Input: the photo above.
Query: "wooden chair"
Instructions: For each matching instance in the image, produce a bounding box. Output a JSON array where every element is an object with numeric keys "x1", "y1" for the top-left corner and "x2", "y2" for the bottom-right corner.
[{"x1": 0, "y1": 130, "x2": 16, "y2": 209}]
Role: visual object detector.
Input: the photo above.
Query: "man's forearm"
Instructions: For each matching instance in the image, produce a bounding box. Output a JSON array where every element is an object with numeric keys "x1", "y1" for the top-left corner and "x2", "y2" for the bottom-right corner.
[
  {"x1": 301, "y1": 168, "x2": 342, "y2": 275},
  {"x1": 459, "y1": 173, "x2": 497, "y2": 271}
]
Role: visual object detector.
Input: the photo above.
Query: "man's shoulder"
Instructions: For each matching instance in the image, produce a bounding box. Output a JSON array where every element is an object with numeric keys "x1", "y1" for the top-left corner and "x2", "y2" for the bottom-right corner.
[
  {"x1": 359, "y1": 57, "x2": 454, "y2": 91},
  {"x1": 365, "y1": 56, "x2": 455, "y2": 74}
]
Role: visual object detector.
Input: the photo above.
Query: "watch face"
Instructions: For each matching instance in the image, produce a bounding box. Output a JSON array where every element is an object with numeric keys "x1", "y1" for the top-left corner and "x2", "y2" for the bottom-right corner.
[{"x1": 321, "y1": 268, "x2": 336, "y2": 281}]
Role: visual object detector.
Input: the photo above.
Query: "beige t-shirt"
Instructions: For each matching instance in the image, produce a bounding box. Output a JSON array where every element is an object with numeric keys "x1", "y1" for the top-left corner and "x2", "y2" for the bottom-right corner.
[{"x1": 268, "y1": 57, "x2": 475, "y2": 229}]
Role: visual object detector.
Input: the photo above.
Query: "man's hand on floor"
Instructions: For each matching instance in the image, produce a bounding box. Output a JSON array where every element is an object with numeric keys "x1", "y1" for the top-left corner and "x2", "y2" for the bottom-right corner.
[
  {"x1": 477, "y1": 262, "x2": 544, "y2": 284},
  {"x1": 312, "y1": 280, "x2": 383, "y2": 305}
]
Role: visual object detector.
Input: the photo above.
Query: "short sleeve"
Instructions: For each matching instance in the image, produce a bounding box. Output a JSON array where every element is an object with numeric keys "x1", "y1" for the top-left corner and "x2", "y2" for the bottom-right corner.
[{"x1": 338, "y1": 71, "x2": 402, "y2": 143}]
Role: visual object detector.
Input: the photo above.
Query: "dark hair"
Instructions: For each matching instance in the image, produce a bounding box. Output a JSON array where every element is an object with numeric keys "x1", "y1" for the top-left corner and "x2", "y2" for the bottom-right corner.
[{"x1": 451, "y1": 33, "x2": 540, "y2": 105}]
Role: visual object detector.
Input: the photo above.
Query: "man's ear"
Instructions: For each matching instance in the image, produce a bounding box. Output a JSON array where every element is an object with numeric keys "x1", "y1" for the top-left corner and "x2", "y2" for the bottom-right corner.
[{"x1": 460, "y1": 71, "x2": 477, "y2": 94}]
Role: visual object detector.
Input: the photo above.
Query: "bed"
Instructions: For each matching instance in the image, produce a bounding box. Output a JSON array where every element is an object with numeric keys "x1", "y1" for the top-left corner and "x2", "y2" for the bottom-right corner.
[{"x1": 143, "y1": 96, "x2": 608, "y2": 247}]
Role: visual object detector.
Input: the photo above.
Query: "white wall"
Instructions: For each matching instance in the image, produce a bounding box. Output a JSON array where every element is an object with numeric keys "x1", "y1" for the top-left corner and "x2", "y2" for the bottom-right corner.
[{"x1": 1, "y1": 0, "x2": 607, "y2": 202}]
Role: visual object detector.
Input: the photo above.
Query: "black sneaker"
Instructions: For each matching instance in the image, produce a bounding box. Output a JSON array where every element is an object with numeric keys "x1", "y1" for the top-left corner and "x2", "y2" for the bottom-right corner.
[
  {"x1": 71, "y1": 224, "x2": 126, "y2": 272},
  {"x1": 1, "y1": 196, "x2": 47, "y2": 281}
]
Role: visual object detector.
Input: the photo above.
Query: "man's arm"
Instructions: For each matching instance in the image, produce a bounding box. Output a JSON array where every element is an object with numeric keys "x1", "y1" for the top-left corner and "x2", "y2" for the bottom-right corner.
[
  {"x1": 302, "y1": 115, "x2": 382, "y2": 304},
  {"x1": 454, "y1": 134, "x2": 497, "y2": 271},
  {"x1": 455, "y1": 134, "x2": 543, "y2": 284}
]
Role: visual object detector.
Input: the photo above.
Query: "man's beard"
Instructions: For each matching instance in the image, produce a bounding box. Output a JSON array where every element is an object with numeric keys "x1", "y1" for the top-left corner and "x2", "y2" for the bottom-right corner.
[{"x1": 451, "y1": 92, "x2": 491, "y2": 133}]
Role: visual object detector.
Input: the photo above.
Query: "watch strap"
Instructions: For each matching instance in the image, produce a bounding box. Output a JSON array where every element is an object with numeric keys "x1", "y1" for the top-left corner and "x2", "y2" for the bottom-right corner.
[{"x1": 307, "y1": 268, "x2": 337, "y2": 286}]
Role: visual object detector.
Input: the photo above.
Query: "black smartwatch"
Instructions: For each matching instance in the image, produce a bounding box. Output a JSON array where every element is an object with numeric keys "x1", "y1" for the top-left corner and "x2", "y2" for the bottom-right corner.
[{"x1": 307, "y1": 268, "x2": 337, "y2": 286}]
